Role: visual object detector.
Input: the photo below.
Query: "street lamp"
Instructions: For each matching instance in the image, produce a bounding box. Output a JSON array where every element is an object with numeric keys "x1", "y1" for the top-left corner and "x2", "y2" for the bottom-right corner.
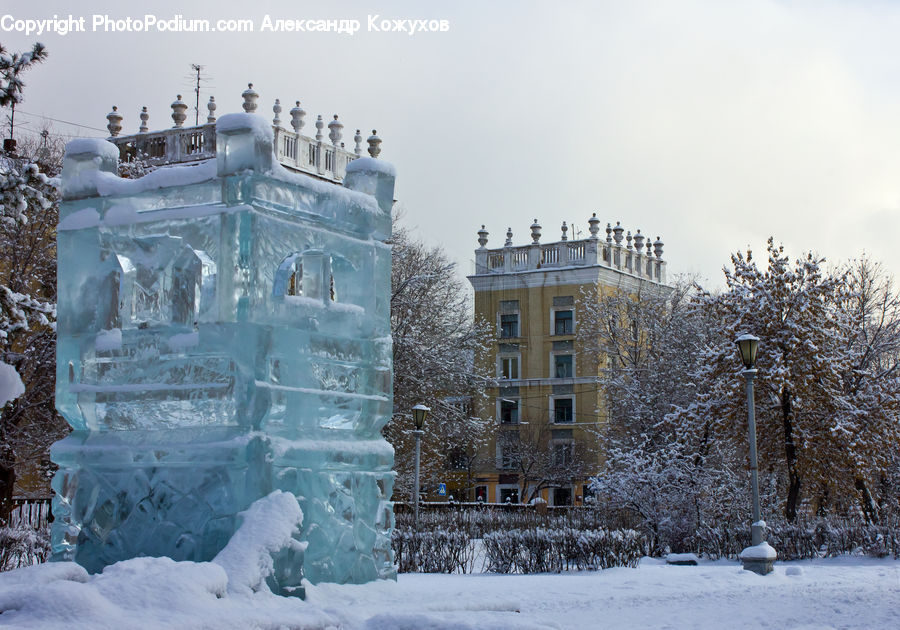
[
  {"x1": 734, "y1": 333, "x2": 776, "y2": 575},
  {"x1": 411, "y1": 404, "x2": 430, "y2": 537}
]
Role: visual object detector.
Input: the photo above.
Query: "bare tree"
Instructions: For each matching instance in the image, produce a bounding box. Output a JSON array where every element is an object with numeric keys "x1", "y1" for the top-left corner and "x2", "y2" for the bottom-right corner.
[
  {"x1": 385, "y1": 221, "x2": 492, "y2": 499},
  {"x1": 497, "y1": 422, "x2": 594, "y2": 504}
]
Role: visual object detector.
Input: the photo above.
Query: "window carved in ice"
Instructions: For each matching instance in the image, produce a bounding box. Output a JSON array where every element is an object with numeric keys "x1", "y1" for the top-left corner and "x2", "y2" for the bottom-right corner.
[
  {"x1": 301, "y1": 250, "x2": 327, "y2": 301},
  {"x1": 274, "y1": 253, "x2": 303, "y2": 297},
  {"x1": 103, "y1": 253, "x2": 135, "y2": 329},
  {"x1": 275, "y1": 250, "x2": 338, "y2": 302},
  {"x1": 171, "y1": 248, "x2": 216, "y2": 326}
]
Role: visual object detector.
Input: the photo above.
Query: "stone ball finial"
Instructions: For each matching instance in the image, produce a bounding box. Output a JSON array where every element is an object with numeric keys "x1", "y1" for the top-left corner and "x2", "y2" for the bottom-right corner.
[
  {"x1": 106, "y1": 106, "x2": 123, "y2": 137},
  {"x1": 613, "y1": 221, "x2": 624, "y2": 245},
  {"x1": 353, "y1": 129, "x2": 363, "y2": 156},
  {"x1": 530, "y1": 219, "x2": 542, "y2": 244},
  {"x1": 588, "y1": 213, "x2": 600, "y2": 240},
  {"x1": 653, "y1": 236, "x2": 664, "y2": 259},
  {"x1": 138, "y1": 106, "x2": 149, "y2": 133},
  {"x1": 367, "y1": 130, "x2": 382, "y2": 158},
  {"x1": 171, "y1": 95, "x2": 188, "y2": 128},
  {"x1": 634, "y1": 229, "x2": 645, "y2": 252},
  {"x1": 505, "y1": 227, "x2": 513, "y2": 247},
  {"x1": 561, "y1": 221, "x2": 568, "y2": 241},
  {"x1": 328, "y1": 114, "x2": 343, "y2": 146},
  {"x1": 606, "y1": 222, "x2": 613, "y2": 243},
  {"x1": 242, "y1": 83, "x2": 259, "y2": 113},
  {"x1": 315, "y1": 115, "x2": 324, "y2": 141},
  {"x1": 477, "y1": 225, "x2": 489, "y2": 249},
  {"x1": 273, "y1": 99, "x2": 282, "y2": 127},
  {"x1": 290, "y1": 101, "x2": 306, "y2": 133},
  {"x1": 206, "y1": 96, "x2": 217, "y2": 123}
]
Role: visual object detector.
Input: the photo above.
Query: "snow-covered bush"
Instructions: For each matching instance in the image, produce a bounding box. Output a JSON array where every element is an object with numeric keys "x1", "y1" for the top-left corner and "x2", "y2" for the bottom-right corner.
[
  {"x1": 681, "y1": 519, "x2": 900, "y2": 561},
  {"x1": 482, "y1": 527, "x2": 645, "y2": 574},
  {"x1": 394, "y1": 505, "x2": 626, "y2": 539},
  {"x1": 391, "y1": 529, "x2": 476, "y2": 574},
  {"x1": 0, "y1": 523, "x2": 50, "y2": 571}
]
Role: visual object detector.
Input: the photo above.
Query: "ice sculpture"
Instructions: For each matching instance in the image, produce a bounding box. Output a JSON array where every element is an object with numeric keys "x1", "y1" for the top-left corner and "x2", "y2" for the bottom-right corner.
[{"x1": 51, "y1": 113, "x2": 396, "y2": 591}]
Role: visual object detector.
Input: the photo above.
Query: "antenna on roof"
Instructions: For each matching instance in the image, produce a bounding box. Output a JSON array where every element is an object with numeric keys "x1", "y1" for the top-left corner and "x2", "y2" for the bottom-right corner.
[{"x1": 187, "y1": 64, "x2": 213, "y2": 126}]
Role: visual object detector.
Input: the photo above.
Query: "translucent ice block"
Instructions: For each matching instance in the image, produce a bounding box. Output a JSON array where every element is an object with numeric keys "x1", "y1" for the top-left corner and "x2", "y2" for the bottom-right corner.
[{"x1": 52, "y1": 114, "x2": 396, "y2": 589}]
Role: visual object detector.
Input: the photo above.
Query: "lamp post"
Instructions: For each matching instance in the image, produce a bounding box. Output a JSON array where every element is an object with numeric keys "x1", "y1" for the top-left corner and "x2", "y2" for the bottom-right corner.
[
  {"x1": 411, "y1": 404, "x2": 430, "y2": 537},
  {"x1": 735, "y1": 333, "x2": 776, "y2": 575}
]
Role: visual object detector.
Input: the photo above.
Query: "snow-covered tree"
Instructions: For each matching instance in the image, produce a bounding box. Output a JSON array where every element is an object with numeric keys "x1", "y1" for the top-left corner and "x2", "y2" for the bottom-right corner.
[
  {"x1": 386, "y1": 223, "x2": 492, "y2": 499},
  {"x1": 0, "y1": 43, "x2": 64, "y2": 518},
  {"x1": 0, "y1": 150, "x2": 64, "y2": 516},
  {"x1": 835, "y1": 257, "x2": 900, "y2": 521},
  {"x1": 578, "y1": 277, "x2": 747, "y2": 547},
  {"x1": 0, "y1": 42, "x2": 47, "y2": 141},
  {"x1": 675, "y1": 239, "x2": 900, "y2": 522}
]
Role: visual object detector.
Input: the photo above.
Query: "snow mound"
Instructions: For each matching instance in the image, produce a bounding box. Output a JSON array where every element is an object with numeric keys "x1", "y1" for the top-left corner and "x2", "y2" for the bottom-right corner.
[
  {"x1": 666, "y1": 552, "x2": 699, "y2": 565},
  {"x1": 0, "y1": 492, "x2": 334, "y2": 630},
  {"x1": 212, "y1": 489, "x2": 305, "y2": 595}
]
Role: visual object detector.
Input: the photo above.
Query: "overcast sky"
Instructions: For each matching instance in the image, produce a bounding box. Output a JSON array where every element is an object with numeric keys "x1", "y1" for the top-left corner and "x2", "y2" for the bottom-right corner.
[{"x1": 5, "y1": 0, "x2": 900, "y2": 288}]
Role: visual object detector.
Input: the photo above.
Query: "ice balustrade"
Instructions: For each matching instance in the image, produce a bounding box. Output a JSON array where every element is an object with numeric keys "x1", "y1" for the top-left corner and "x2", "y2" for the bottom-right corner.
[{"x1": 106, "y1": 84, "x2": 382, "y2": 183}]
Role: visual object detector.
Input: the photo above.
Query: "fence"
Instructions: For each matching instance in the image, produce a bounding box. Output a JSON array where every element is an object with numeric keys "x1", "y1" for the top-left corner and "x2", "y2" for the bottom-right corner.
[{"x1": 4, "y1": 498, "x2": 52, "y2": 530}]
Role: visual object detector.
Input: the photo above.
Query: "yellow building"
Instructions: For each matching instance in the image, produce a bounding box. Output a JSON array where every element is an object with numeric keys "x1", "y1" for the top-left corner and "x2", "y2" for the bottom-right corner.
[{"x1": 465, "y1": 216, "x2": 668, "y2": 506}]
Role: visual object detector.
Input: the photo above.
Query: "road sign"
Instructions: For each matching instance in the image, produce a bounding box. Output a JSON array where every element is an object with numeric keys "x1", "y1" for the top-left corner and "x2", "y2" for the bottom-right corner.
[{"x1": 437, "y1": 483, "x2": 447, "y2": 496}]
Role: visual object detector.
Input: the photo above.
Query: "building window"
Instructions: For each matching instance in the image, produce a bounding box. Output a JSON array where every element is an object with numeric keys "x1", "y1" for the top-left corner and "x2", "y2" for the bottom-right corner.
[
  {"x1": 500, "y1": 355, "x2": 520, "y2": 380},
  {"x1": 500, "y1": 398, "x2": 519, "y2": 424},
  {"x1": 582, "y1": 484, "x2": 594, "y2": 504},
  {"x1": 553, "y1": 309, "x2": 574, "y2": 335},
  {"x1": 553, "y1": 354, "x2": 573, "y2": 378},
  {"x1": 552, "y1": 487, "x2": 572, "y2": 506},
  {"x1": 475, "y1": 485, "x2": 488, "y2": 503},
  {"x1": 499, "y1": 486, "x2": 520, "y2": 504},
  {"x1": 552, "y1": 397, "x2": 573, "y2": 423},
  {"x1": 498, "y1": 432, "x2": 520, "y2": 469},
  {"x1": 552, "y1": 441, "x2": 574, "y2": 468},
  {"x1": 447, "y1": 448, "x2": 467, "y2": 470},
  {"x1": 500, "y1": 313, "x2": 519, "y2": 338}
]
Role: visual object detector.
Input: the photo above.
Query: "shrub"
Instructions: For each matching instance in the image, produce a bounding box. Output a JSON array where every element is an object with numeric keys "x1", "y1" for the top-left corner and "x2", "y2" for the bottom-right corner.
[{"x1": 0, "y1": 524, "x2": 50, "y2": 571}]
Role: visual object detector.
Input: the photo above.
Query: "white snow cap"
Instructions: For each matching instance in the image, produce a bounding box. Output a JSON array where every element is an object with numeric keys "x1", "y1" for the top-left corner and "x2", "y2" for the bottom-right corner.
[
  {"x1": 64, "y1": 138, "x2": 119, "y2": 162},
  {"x1": 0, "y1": 361, "x2": 25, "y2": 406},
  {"x1": 216, "y1": 112, "x2": 274, "y2": 143},
  {"x1": 740, "y1": 542, "x2": 777, "y2": 560},
  {"x1": 346, "y1": 156, "x2": 396, "y2": 178}
]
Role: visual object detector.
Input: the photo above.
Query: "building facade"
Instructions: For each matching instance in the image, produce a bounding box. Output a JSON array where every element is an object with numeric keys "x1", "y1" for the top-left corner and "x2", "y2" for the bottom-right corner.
[{"x1": 466, "y1": 217, "x2": 668, "y2": 506}]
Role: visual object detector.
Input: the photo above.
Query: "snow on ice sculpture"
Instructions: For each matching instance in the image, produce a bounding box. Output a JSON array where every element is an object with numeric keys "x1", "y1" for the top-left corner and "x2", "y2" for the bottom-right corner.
[{"x1": 51, "y1": 113, "x2": 396, "y2": 591}]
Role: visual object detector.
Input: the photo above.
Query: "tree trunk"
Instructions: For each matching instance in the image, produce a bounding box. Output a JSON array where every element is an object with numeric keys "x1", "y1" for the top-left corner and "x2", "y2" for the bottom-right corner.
[
  {"x1": 0, "y1": 464, "x2": 15, "y2": 523},
  {"x1": 781, "y1": 387, "x2": 802, "y2": 521},
  {"x1": 855, "y1": 478, "x2": 879, "y2": 524}
]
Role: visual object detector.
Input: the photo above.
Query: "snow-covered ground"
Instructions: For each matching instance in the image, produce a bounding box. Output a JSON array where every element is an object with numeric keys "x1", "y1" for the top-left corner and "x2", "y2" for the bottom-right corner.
[
  {"x1": 2, "y1": 493, "x2": 896, "y2": 629},
  {"x1": 2, "y1": 555, "x2": 898, "y2": 629}
]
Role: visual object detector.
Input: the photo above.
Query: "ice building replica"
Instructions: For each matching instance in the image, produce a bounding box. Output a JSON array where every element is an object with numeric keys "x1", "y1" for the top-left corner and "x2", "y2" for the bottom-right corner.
[{"x1": 51, "y1": 85, "x2": 396, "y2": 591}]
